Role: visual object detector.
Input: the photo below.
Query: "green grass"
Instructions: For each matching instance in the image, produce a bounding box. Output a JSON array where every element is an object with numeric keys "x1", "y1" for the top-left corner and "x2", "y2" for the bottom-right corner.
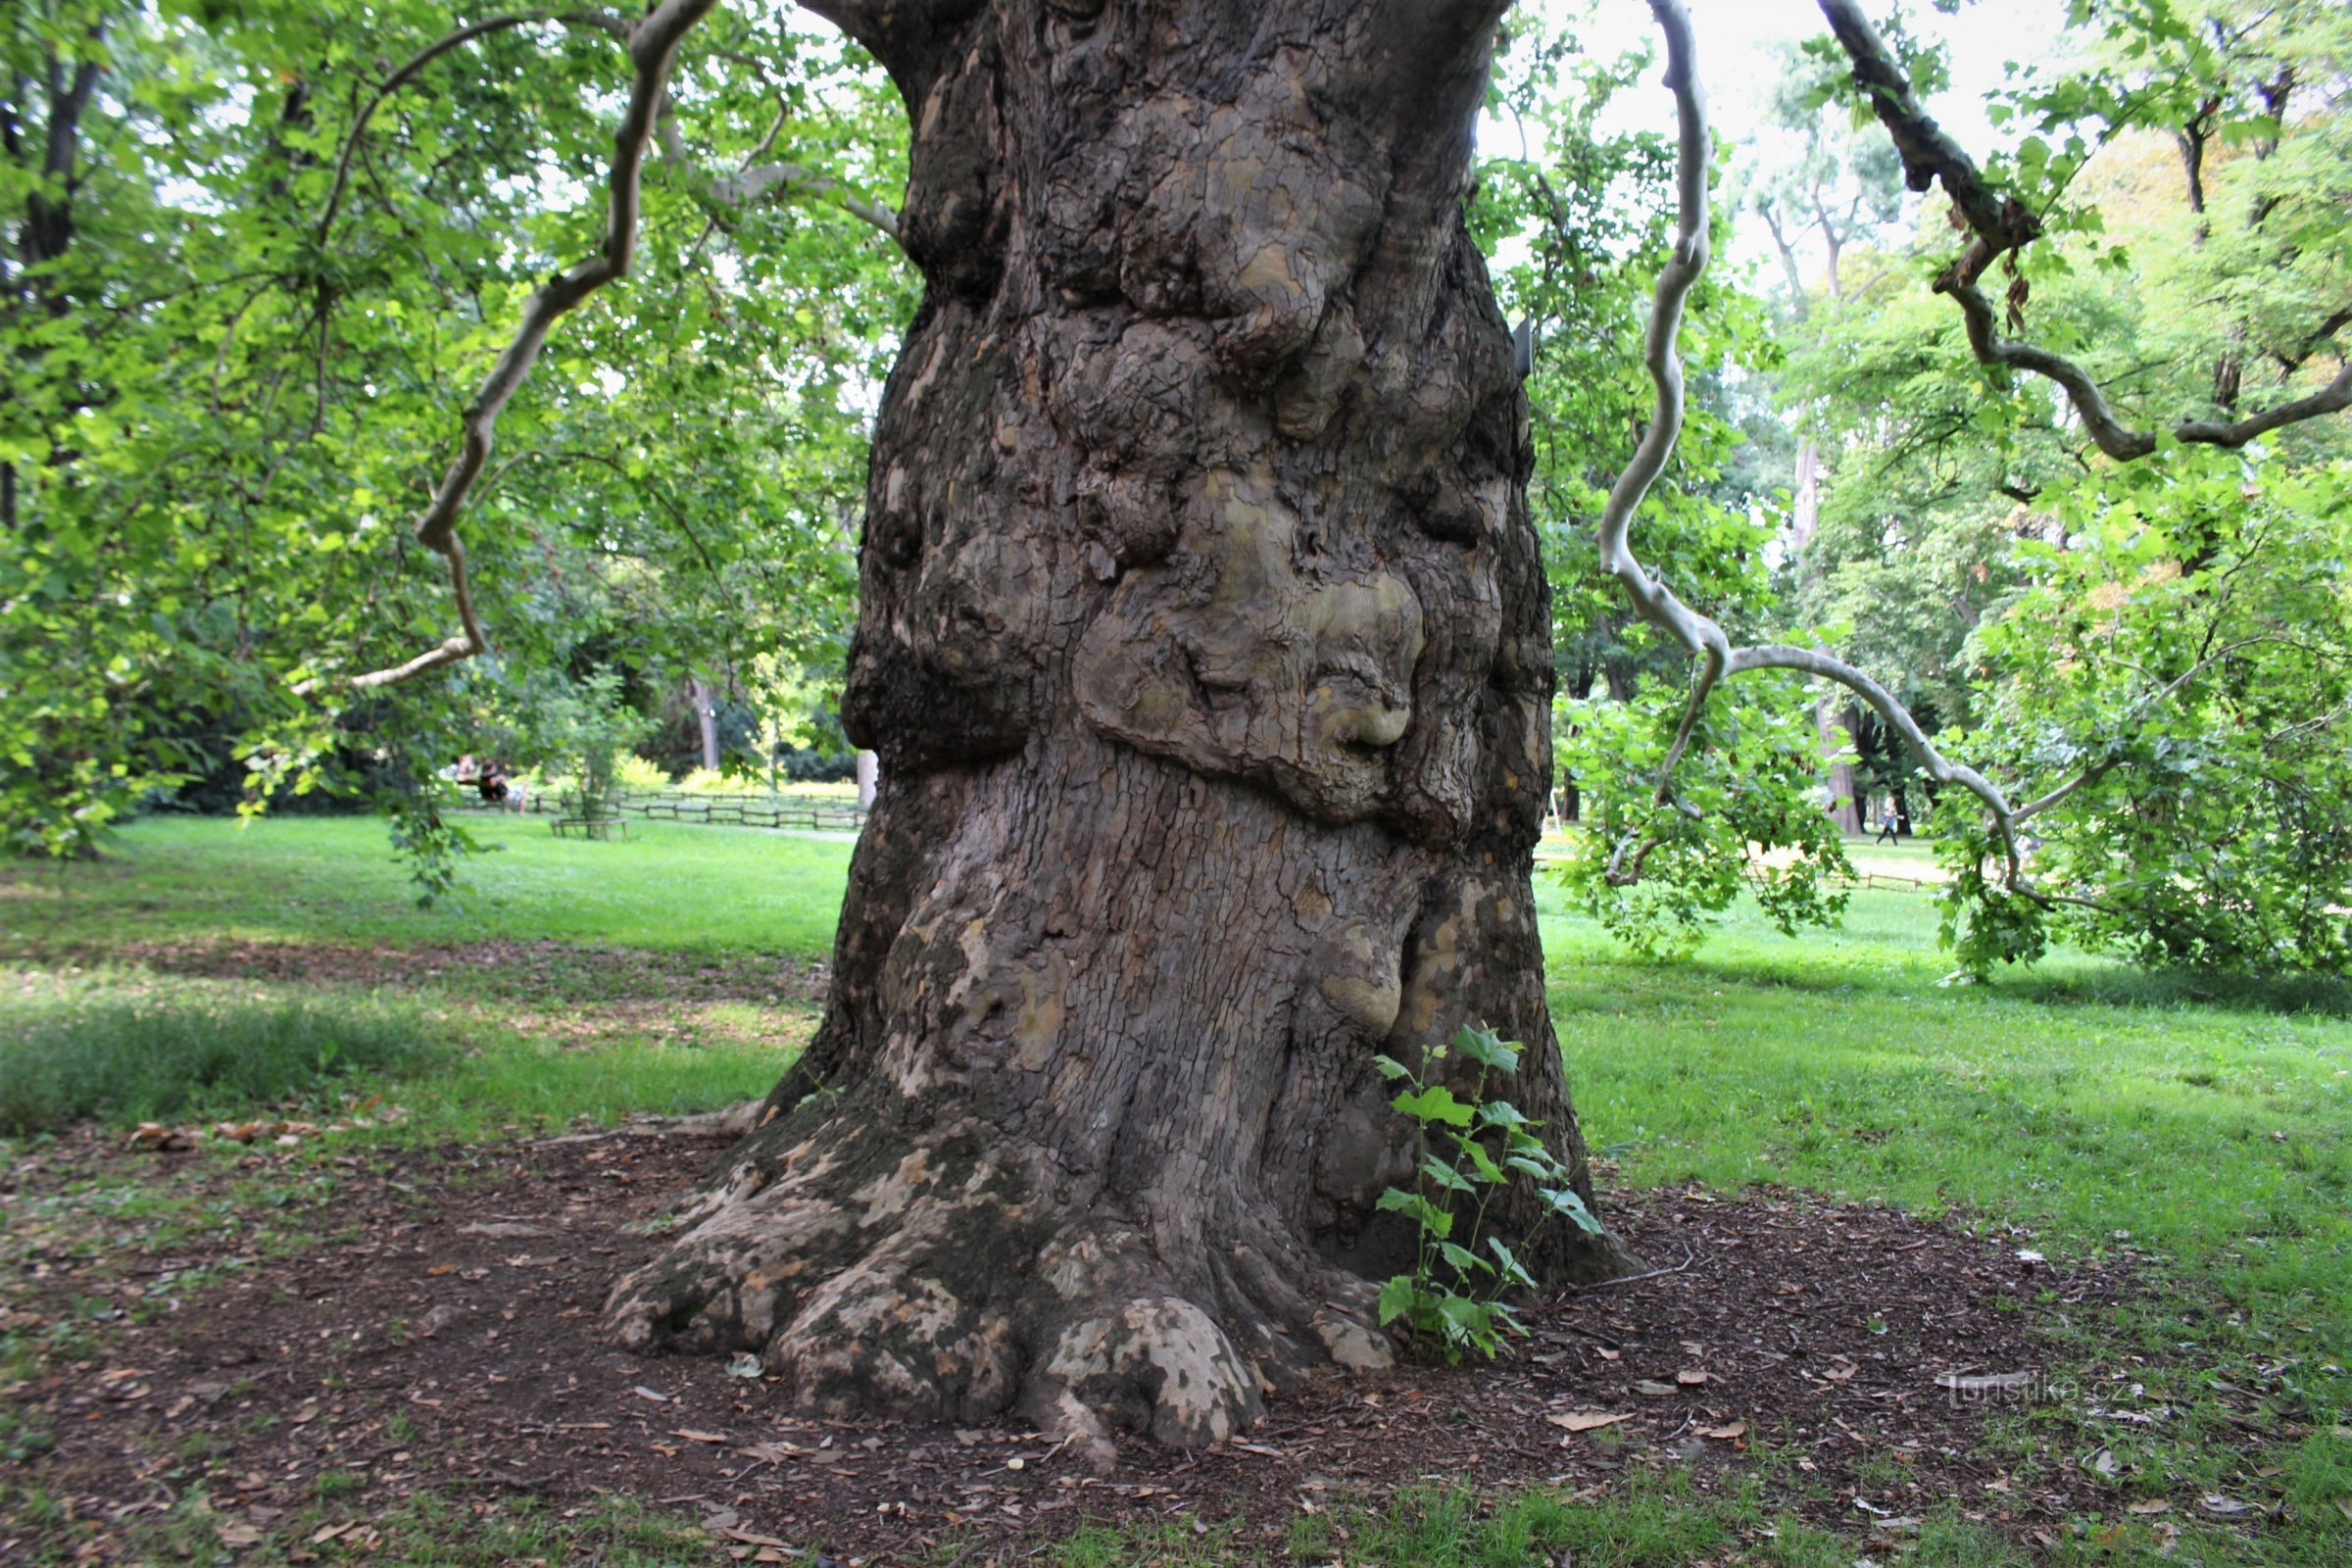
[
  {"x1": 1, "y1": 812, "x2": 851, "y2": 958},
  {"x1": 1539, "y1": 885, "x2": 2352, "y2": 1351},
  {"x1": 0, "y1": 1486, "x2": 712, "y2": 1566},
  {"x1": 0, "y1": 981, "x2": 445, "y2": 1134},
  {"x1": 4, "y1": 815, "x2": 2350, "y2": 1564}
]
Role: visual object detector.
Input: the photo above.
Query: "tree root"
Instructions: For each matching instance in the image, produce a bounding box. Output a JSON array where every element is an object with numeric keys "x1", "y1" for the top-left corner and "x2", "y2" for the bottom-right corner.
[{"x1": 602, "y1": 1109, "x2": 1395, "y2": 1466}]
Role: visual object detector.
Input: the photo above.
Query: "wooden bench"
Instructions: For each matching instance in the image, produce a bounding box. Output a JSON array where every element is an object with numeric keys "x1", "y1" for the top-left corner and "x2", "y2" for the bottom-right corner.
[{"x1": 551, "y1": 816, "x2": 627, "y2": 841}]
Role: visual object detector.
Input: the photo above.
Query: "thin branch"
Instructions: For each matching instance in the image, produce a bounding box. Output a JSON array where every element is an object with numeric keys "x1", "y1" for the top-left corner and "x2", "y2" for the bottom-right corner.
[
  {"x1": 654, "y1": 114, "x2": 901, "y2": 243},
  {"x1": 328, "y1": 0, "x2": 719, "y2": 693},
  {"x1": 1815, "y1": 0, "x2": 2352, "y2": 462},
  {"x1": 312, "y1": 10, "x2": 631, "y2": 246}
]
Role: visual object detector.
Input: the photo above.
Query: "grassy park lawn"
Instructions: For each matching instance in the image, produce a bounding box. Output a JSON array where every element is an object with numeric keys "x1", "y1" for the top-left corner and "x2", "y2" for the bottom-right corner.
[{"x1": 2, "y1": 816, "x2": 2348, "y2": 1565}]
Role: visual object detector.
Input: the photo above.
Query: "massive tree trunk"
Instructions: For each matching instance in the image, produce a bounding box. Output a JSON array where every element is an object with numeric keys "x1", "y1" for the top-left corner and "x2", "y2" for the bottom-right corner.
[{"x1": 606, "y1": 0, "x2": 1632, "y2": 1457}]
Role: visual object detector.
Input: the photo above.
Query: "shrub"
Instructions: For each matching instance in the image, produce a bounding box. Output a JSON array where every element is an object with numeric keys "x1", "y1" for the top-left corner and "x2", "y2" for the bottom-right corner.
[{"x1": 614, "y1": 755, "x2": 671, "y2": 792}]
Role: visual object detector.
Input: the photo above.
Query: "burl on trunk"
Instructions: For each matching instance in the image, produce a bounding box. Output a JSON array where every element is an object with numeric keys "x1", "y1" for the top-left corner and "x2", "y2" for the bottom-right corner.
[{"x1": 606, "y1": 0, "x2": 1633, "y2": 1457}]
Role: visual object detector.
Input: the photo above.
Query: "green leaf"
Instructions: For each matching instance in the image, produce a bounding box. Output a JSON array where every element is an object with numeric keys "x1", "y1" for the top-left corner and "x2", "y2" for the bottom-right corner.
[
  {"x1": 1377, "y1": 1187, "x2": 1453, "y2": 1239},
  {"x1": 1392, "y1": 1085, "x2": 1474, "y2": 1128},
  {"x1": 1487, "y1": 1237, "x2": 1535, "y2": 1289},
  {"x1": 1418, "y1": 1155, "x2": 1475, "y2": 1195},
  {"x1": 1451, "y1": 1025, "x2": 1522, "y2": 1073},
  {"x1": 1544, "y1": 1186, "x2": 1605, "y2": 1236},
  {"x1": 1438, "y1": 1242, "x2": 1492, "y2": 1277},
  {"x1": 1451, "y1": 1134, "x2": 1505, "y2": 1185}
]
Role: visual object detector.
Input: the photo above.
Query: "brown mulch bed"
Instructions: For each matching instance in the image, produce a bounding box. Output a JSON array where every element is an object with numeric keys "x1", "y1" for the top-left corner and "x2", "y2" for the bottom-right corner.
[{"x1": 3, "y1": 1134, "x2": 2125, "y2": 1564}]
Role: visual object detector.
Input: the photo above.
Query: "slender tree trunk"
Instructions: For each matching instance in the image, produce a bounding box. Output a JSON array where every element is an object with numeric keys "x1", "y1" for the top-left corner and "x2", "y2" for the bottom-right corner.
[
  {"x1": 1820, "y1": 700, "x2": 1864, "y2": 835},
  {"x1": 607, "y1": 0, "x2": 1632, "y2": 1459},
  {"x1": 690, "y1": 675, "x2": 722, "y2": 771},
  {"x1": 854, "y1": 748, "x2": 878, "y2": 809},
  {"x1": 1790, "y1": 437, "x2": 1819, "y2": 547}
]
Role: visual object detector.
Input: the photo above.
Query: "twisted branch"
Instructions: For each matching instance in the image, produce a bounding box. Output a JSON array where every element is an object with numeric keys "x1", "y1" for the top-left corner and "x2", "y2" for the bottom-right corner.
[
  {"x1": 1815, "y1": 0, "x2": 2352, "y2": 462},
  {"x1": 1601, "y1": 0, "x2": 2343, "y2": 911},
  {"x1": 332, "y1": 0, "x2": 720, "y2": 692},
  {"x1": 1601, "y1": 1, "x2": 2071, "y2": 900}
]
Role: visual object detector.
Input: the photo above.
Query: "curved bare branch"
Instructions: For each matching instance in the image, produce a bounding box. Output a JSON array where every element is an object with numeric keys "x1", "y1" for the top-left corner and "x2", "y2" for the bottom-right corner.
[
  {"x1": 1597, "y1": 1, "x2": 1730, "y2": 790},
  {"x1": 335, "y1": 0, "x2": 720, "y2": 692},
  {"x1": 1601, "y1": 0, "x2": 2044, "y2": 897},
  {"x1": 1599, "y1": 0, "x2": 2319, "y2": 914}
]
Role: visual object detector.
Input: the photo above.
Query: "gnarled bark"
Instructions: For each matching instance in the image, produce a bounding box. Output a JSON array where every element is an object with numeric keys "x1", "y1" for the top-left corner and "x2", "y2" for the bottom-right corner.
[{"x1": 606, "y1": 0, "x2": 1634, "y2": 1460}]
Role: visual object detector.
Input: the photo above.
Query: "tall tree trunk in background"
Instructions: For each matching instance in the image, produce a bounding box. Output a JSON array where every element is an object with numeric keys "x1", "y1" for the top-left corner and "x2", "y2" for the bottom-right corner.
[
  {"x1": 1822, "y1": 701, "x2": 1864, "y2": 835},
  {"x1": 607, "y1": 0, "x2": 1632, "y2": 1458},
  {"x1": 690, "y1": 675, "x2": 722, "y2": 772},
  {"x1": 853, "y1": 748, "x2": 878, "y2": 808}
]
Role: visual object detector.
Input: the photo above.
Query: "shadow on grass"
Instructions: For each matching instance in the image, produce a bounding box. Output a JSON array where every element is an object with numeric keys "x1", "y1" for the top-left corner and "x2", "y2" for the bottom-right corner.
[{"x1": 2005, "y1": 962, "x2": 2352, "y2": 1018}]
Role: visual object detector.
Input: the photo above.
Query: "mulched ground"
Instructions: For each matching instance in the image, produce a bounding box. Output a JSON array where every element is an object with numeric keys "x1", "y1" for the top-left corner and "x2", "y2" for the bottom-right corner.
[{"x1": 4, "y1": 1130, "x2": 2132, "y2": 1564}]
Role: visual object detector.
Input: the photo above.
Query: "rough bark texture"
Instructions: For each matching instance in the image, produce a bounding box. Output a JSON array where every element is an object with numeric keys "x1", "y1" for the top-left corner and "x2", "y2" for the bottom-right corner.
[{"x1": 606, "y1": 0, "x2": 1634, "y2": 1459}]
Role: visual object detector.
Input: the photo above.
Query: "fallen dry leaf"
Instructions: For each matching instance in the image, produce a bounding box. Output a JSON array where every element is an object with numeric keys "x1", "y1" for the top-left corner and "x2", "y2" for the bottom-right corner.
[
  {"x1": 1546, "y1": 1410, "x2": 1632, "y2": 1434},
  {"x1": 1634, "y1": 1379, "x2": 1679, "y2": 1397},
  {"x1": 1676, "y1": 1368, "x2": 1709, "y2": 1387},
  {"x1": 2127, "y1": 1499, "x2": 2172, "y2": 1515},
  {"x1": 719, "y1": 1526, "x2": 790, "y2": 1548},
  {"x1": 1700, "y1": 1421, "x2": 1747, "y2": 1441},
  {"x1": 673, "y1": 1429, "x2": 728, "y2": 1444}
]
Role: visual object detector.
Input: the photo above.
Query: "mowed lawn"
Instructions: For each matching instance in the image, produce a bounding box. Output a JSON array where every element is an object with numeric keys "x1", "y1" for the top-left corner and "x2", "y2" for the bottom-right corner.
[
  {"x1": 3, "y1": 815, "x2": 2349, "y2": 1565},
  {"x1": 1, "y1": 811, "x2": 852, "y2": 956}
]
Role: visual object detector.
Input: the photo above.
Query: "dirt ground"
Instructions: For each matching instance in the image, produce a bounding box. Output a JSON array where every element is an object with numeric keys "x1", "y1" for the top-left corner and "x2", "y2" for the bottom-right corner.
[{"x1": 0, "y1": 1123, "x2": 2147, "y2": 1564}]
